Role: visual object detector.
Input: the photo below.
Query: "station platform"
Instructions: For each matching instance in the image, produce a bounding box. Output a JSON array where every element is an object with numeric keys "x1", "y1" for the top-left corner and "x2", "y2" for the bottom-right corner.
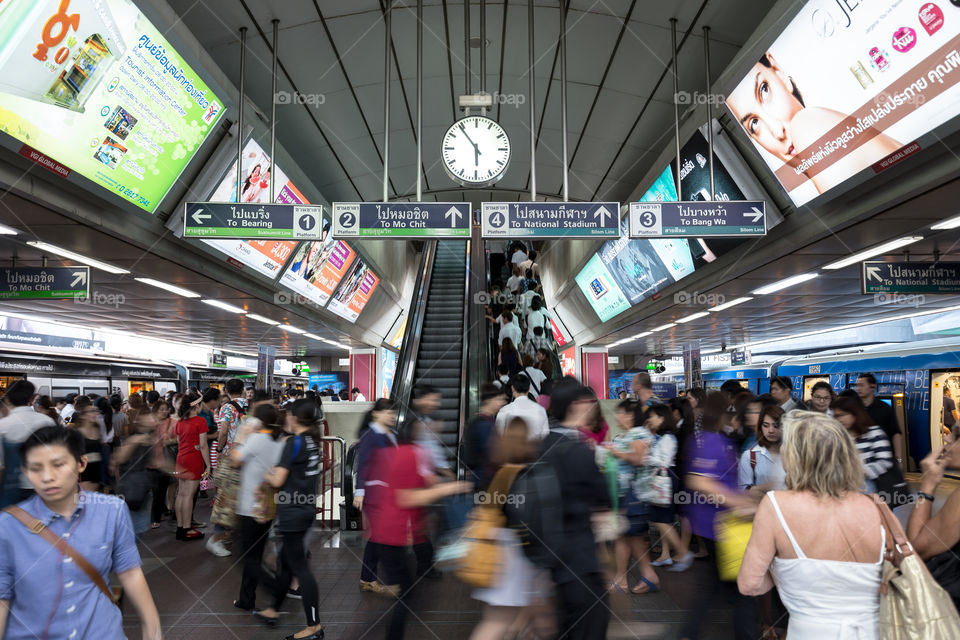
[{"x1": 126, "y1": 502, "x2": 739, "y2": 639}]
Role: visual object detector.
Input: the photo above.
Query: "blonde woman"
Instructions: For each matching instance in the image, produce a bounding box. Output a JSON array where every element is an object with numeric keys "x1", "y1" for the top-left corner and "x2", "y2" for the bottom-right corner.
[{"x1": 738, "y1": 411, "x2": 885, "y2": 639}]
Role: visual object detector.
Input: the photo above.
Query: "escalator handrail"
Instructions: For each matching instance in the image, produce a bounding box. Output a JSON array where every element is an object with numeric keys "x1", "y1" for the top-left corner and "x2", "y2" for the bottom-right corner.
[
  {"x1": 395, "y1": 240, "x2": 438, "y2": 427},
  {"x1": 456, "y1": 238, "x2": 472, "y2": 479}
]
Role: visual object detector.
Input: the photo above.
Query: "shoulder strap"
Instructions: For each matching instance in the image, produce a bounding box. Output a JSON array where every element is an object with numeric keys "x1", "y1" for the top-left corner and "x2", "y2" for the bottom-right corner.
[
  {"x1": 228, "y1": 400, "x2": 245, "y2": 415},
  {"x1": 485, "y1": 464, "x2": 524, "y2": 509},
  {"x1": 3, "y1": 505, "x2": 120, "y2": 605},
  {"x1": 521, "y1": 370, "x2": 540, "y2": 395},
  {"x1": 290, "y1": 435, "x2": 303, "y2": 461},
  {"x1": 767, "y1": 492, "x2": 807, "y2": 558},
  {"x1": 872, "y1": 494, "x2": 909, "y2": 565},
  {"x1": 750, "y1": 449, "x2": 758, "y2": 485}
]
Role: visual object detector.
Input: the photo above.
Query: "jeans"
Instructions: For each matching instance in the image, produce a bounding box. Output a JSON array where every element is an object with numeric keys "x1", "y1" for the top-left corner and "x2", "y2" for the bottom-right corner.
[
  {"x1": 554, "y1": 573, "x2": 610, "y2": 640},
  {"x1": 271, "y1": 529, "x2": 320, "y2": 627},
  {"x1": 236, "y1": 516, "x2": 273, "y2": 609},
  {"x1": 680, "y1": 538, "x2": 758, "y2": 640}
]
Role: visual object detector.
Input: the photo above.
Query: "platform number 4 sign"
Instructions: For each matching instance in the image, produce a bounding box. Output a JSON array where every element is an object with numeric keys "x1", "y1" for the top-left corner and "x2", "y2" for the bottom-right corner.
[
  {"x1": 489, "y1": 210, "x2": 505, "y2": 228},
  {"x1": 629, "y1": 202, "x2": 662, "y2": 237}
]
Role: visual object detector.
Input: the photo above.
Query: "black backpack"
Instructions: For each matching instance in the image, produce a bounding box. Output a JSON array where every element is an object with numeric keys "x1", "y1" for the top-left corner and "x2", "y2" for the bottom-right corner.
[{"x1": 503, "y1": 432, "x2": 571, "y2": 569}]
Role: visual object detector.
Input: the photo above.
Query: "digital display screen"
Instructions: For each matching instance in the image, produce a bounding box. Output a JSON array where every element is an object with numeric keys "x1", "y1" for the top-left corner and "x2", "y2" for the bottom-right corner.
[
  {"x1": 279, "y1": 229, "x2": 357, "y2": 307},
  {"x1": 201, "y1": 138, "x2": 306, "y2": 278},
  {"x1": 725, "y1": 0, "x2": 960, "y2": 205},
  {"x1": 0, "y1": 0, "x2": 224, "y2": 213},
  {"x1": 327, "y1": 257, "x2": 381, "y2": 323},
  {"x1": 308, "y1": 372, "x2": 348, "y2": 394},
  {"x1": 574, "y1": 254, "x2": 631, "y2": 323},
  {"x1": 379, "y1": 347, "x2": 397, "y2": 399}
]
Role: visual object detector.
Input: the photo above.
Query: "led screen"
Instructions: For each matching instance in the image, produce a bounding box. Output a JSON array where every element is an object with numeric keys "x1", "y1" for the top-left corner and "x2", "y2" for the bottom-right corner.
[
  {"x1": 308, "y1": 372, "x2": 348, "y2": 394},
  {"x1": 327, "y1": 258, "x2": 380, "y2": 323},
  {"x1": 574, "y1": 254, "x2": 630, "y2": 323},
  {"x1": 0, "y1": 0, "x2": 224, "y2": 213},
  {"x1": 725, "y1": 0, "x2": 960, "y2": 206}
]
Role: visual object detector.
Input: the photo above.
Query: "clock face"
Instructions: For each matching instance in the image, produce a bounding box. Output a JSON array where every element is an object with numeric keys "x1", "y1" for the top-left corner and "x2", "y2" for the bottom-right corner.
[{"x1": 441, "y1": 116, "x2": 511, "y2": 187}]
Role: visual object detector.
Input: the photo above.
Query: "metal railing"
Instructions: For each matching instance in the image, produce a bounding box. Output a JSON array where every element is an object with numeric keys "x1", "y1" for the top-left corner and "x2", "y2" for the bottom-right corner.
[
  {"x1": 455, "y1": 238, "x2": 471, "y2": 479},
  {"x1": 316, "y1": 434, "x2": 346, "y2": 529}
]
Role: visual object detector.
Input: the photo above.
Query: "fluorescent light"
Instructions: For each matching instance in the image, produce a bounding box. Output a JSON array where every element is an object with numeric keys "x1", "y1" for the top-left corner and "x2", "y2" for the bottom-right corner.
[
  {"x1": 27, "y1": 241, "x2": 129, "y2": 274},
  {"x1": 702, "y1": 348, "x2": 722, "y2": 354},
  {"x1": 709, "y1": 296, "x2": 753, "y2": 312},
  {"x1": 676, "y1": 311, "x2": 709, "y2": 324},
  {"x1": 822, "y1": 236, "x2": 924, "y2": 270},
  {"x1": 322, "y1": 338, "x2": 351, "y2": 350},
  {"x1": 246, "y1": 314, "x2": 280, "y2": 325},
  {"x1": 201, "y1": 299, "x2": 247, "y2": 314},
  {"x1": 134, "y1": 277, "x2": 200, "y2": 298},
  {"x1": 304, "y1": 333, "x2": 323, "y2": 340},
  {"x1": 932, "y1": 214, "x2": 960, "y2": 230},
  {"x1": 651, "y1": 323, "x2": 677, "y2": 332},
  {"x1": 631, "y1": 331, "x2": 652, "y2": 339},
  {"x1": 278, "y1": 324, "x2": 306, "y2": 334},
  {"x1": 752, "y1": 273, "x2": 819, "y2": 295},
  {"x1": 0, "y1": 223, "x2": 17, "y2": 235}
]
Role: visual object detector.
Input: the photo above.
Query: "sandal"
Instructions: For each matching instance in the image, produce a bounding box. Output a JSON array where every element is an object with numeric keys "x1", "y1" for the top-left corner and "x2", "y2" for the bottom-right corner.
[
  {"x1": 630, "y1": 577, "x2": 660, "y2": 594},
  {"x1": 183, "y1": 528, "x2": 204, "y2": 540},
  {"x1": 150, "y1": 522, "x2": 161, "y2": 529},
  {"x1": 607, "y1": 582, "x2": 628, "y2": 594}
]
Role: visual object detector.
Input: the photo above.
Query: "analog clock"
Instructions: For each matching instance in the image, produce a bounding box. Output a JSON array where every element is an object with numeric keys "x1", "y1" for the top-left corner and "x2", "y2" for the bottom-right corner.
[{"x1": 441, "y1": 115, "x2": 511, "y2": 187}]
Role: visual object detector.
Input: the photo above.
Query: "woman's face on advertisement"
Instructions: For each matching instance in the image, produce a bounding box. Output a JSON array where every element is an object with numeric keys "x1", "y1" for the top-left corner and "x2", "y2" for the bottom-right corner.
[{"x1": 727, "y1": 55, "x2": 804, "y2": 162}]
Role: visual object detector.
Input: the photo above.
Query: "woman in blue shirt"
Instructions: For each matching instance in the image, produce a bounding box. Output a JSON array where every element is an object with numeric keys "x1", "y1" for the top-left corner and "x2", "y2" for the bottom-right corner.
[{"x1": 0, "y1": 426, "x2": 161, "y2": 639}]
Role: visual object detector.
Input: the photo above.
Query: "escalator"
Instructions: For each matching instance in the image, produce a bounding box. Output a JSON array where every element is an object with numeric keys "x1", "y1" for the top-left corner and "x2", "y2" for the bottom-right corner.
[{"x1": 395, "y1": 240, "x2": 470, "y2": 467}]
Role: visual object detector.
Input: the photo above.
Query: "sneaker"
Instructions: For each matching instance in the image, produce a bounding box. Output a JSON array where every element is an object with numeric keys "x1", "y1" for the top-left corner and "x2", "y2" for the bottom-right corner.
[
  {"x1": 191, "y1": 520, "x2": 207, "y2": 529},
  {"x1": 287, "y1": 587, "x2": 302, "y2": 600},
  {"x1": 206, "y1": 536, "x2": 232, "y2": 557},
  {"x1": 651, "y1": 557, "x2": 674, "y2": 567},
  {"x1": 668, "y1": 551, "x2": 695, "y2": 573},
  {"x1": 359, "y1": 580, "x2": 378, "y2": 592}
]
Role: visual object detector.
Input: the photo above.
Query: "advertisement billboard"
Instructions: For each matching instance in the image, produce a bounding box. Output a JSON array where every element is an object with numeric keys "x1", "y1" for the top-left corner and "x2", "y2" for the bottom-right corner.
[
  {"x1": 379, "y1": 347, "x2": 397, "y2": 399},
  {"x1": 725, "y1": 0, "x2": 960, "y2": 206},
  {"x1": 308, "y1": 372, "x2": 348, "y2": 394},
  {"x1": 327, "y1": 258, "x2": 381, "y2": 323},
  {"x1": 279, "y1": 228, "x2": 357, "y2": 307},
  {"x1": 560, "y1": 347, "x2": 576, "y2": 378},
  {"x1": 574, "y1": 254, "x2": 631, "y2": 323},
  {"x1": 0, "y1": 0, "x2": 224, "y2": 213}
]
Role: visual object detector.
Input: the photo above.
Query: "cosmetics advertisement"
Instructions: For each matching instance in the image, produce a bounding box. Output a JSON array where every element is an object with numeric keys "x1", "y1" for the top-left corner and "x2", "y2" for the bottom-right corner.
[
  {"x1": 575, "y1": 254, "x2": 631, "y2": 323},
  {"x1": 327, "y1": 258, "x2": 380, "y2": 323},
  {"x1": 279, "y1": 236, "x2": 356, "y2": 307},
  {"x1": 201, "y1": 138, "x2": 308, "y2": 279},
  {"x1": 0, "y1": 0, "x2": 224, "y2": 213},
  {"x1": 725, "y1": 0, "x2": 960, "y2": 206}
]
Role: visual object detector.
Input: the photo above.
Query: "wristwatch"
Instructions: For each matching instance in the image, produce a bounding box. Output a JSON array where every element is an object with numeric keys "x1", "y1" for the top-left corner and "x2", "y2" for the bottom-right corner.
[{"x1": 918, "y1": 491, "x2": 936, "y2": 503}]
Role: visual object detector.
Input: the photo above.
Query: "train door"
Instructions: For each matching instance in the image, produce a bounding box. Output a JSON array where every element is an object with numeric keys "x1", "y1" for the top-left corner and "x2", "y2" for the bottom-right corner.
[
  {"x1": 930, "y1": 372, "x2": 960, "y2": 450},
  {"x1": 802, "y1": 376, "x2": 830, "y2": 403}
]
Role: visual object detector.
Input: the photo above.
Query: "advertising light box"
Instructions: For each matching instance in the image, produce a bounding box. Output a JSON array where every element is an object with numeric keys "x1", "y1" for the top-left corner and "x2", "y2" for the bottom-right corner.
[
  {"x1": 327, "y1": 258, "x2": 381, "y2": 323},
  {"x1": 279, "y1": 227, "x2": 357, "y2": 307},
  {"x1": 574, "y1": 254, "x2": 631, "y2": 323},
  {"x1": 725, "y1": 0, "x2": 960, "y2": 206},
  {"x1": 0, "y1": 0, "x2": 224, "y2": 213}
]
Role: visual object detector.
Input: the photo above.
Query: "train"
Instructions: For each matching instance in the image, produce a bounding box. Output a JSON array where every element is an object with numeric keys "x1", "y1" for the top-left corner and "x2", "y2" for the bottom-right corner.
[
  {"x1": 648, "y1": 337, "x2": 960, "y2": 472},
  {"x1": 0, "y1": 345, "x2": 308, "y2": 399}
]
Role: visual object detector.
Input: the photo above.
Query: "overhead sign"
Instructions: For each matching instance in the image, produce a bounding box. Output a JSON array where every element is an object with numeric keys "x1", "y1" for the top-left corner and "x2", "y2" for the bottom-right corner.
[
  {"x1": 481, "y1": 202, "x2": 620, "y2": 238},
  {"x1": 332, "y1": 202, "x2": 470, "y2": 238},
  {"x1": 184, "y1": 202, "x2": 323, "y2": 239},
  {"x1": 861, "y1": 261, "x2": 960, "y2": 294},
  {"x1": 0, "y1": 267, "x2": 90, "y2": 300},
  {"x1": 209, "y1": 351, "x2": 227, "y2": 368},
  {"x1": 731, "y1": 349, "x2": 751, "y2": 366},
  {"x1": 629, "y1": 201, "x2": 766, "y2": 238}
]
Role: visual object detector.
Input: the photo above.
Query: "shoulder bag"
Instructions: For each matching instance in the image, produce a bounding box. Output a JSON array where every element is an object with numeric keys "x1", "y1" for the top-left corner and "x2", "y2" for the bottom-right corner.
[
  {"x1": 872, "y1": 496, "x2": 960, "y2": 639},
  {"x1": 3, "y1": 505, "x2": 122, "y2": 605}
]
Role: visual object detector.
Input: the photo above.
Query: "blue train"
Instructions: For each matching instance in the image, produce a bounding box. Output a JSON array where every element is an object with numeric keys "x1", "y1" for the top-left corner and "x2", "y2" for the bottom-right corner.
[{"x1": 651, "y1": 338, "x2": 960, "y2": 472}]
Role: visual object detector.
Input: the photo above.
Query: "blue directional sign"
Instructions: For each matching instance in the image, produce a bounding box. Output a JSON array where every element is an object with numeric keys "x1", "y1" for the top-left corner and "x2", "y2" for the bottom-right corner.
[
  {"x1": 183, "y1": 202, "x2": 324, "y2": 239},
  {"x1": 332, "y1": 202, "x2": 471, "y2": 238},
  {"x1": 481, "y1": 202, "x2": 620, "y2": 238},
  {"x1": 0, "y1": 266, "x2": 90, "y2": 300},
  {"x1": 628, "y1": 201, "x2": 766, "y2": 238},
  {"x1": 861, "y1": 261, "x2": 960, "y2": 294}
]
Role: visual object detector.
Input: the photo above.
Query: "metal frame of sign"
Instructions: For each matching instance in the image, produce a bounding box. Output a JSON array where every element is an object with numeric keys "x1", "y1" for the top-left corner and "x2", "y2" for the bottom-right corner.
[
  {"x1": 0, "y1": 266, "x2": 91, "y2": 300},
  {"x1": 183, "y1": 202, "x2": 324, "y2": 240},
  {"x1": 331, "y1": 202, "x2": 471, "y2": 238},
  {"x1": 628, "y1": 200, "x2": 767, "y2": 238},
  {"x1": 861, "y1": 260, "x2": 960, "y2": 294},
  {"x1": 481, "y1": 202, "x2": 621, "y2": 238}
]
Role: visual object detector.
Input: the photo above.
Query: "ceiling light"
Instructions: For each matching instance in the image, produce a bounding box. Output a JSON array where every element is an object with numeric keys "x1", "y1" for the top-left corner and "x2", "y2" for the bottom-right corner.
[
  {"x1": 651, "y1": 323, "x2": 677, "y2": 332},
  {"x1": 702, "y1": 348, "x2": 722, "y2": 354},
  {"x1": 752, "y1": 273, "x2": 819, "y2": 295},
  {"x1": 201, "y1": 299, "x2": 247, "y2": 314},
  {"x1": 631, "y1": 331, "x2": 652, "y2": 339},
  {"x1": 134, "y1": 277, "x2": 200, "y2": 298},
  {"x1": 246, "y1": 314, "x2": 280, "y2": 325},
  {"x1": 676, "y1": 311, "x2": 709, "y2": 324},
  {"x1": 27, "y1": 241, "x2": 129, "y2": 274},
  {"x1": 0, "y1": 223, "x2": 17, "y2": 235},
  {"x1": 931, "y1": 214, "x2": 960, "y2": 230},
  {"x1": 709, "y1": 296, "x2": 753, "y2": 312},
  {"x1": 822, "y1": 236, "x2": 924, "y2": 270},
  {"x1": 304, "y1": 333, "x2": 323, "y2": 340},
  {"x1": 278, "y1": 324, "x2": 306, "y2": 334}
]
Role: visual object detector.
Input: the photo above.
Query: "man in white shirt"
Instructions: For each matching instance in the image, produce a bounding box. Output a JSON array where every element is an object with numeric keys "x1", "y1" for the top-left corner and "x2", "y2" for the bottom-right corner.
[
  {"x1": 495, "y1": 375, "x2": 549, "y2": 440},
  {"x1": 0, "y1": 380, "x2": 55, "y2": 507},
  {"x1": 510, "y1": 244, "x2": 528, "y2": 267},
  {"x1": 351, "y1": 387, "x2": 367, "y2": 402},
  {"x1": 521, "y1": 356, "x2": 547, "y2": 399},
  {"x1": 59, "y1": 392, "x2": 78, "y2": 423},
  {"x1": 498, "y1": 310, "x2": 522, "y2": 347}
]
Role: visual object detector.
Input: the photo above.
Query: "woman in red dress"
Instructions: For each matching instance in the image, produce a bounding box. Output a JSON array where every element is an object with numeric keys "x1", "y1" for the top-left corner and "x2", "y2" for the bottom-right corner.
[{"x1": 175, "y1": 391, "x2": 210, "y2": 541}]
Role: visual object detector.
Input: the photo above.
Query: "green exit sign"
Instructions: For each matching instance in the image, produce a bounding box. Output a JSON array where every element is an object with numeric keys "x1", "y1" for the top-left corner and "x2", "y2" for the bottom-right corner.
[{"x1": 646, "y1": 362, "x2": 658, "y2": 371}]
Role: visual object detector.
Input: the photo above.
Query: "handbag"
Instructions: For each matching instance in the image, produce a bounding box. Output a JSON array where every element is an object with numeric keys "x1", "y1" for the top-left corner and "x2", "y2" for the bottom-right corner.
[
  {"x1": 875, "y1": 463, "x2": 912, "y2": 508},
  {"x1": 454, "y1": 464, "x2": 523, "y2": 588},
  {"x1": 872, "y1": 496, "x2": 960, "y2": 639},
  {"x1": 3, "y1": 505, "x2": 122, "y2": 606},
  {"x1": 592, "y1": 451, "x2": 628, "y2": 542},
  {"x1": 251, "y1": 482, "x2": 277, "y2": 524},
  {"x1": 643, "y1": 467, "x2": 673, "y2": 506},
  {"x1": 715, "y1": 511, "x2": 753, "y2": 582}
]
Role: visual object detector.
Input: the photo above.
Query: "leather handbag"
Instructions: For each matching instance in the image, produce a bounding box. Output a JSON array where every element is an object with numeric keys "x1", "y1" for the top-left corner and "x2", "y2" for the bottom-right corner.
[
  {"x1": 3, "y1": 505, "x2": 121, "y2": 606},
  {"x1": 872, "y1": 497, "x2": 960, "y2": 639}
]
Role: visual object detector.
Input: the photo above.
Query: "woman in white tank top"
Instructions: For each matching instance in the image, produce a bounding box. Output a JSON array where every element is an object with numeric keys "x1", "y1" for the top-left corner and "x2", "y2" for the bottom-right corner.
[{"x1": 739, "y1": 411, "x2": 885, "y2": 640}]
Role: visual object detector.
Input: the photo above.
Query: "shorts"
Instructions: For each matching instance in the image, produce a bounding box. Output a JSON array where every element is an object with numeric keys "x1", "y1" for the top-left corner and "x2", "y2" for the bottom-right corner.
[
  {"x1": 647, "y1": 503, "x2": 676, "y2": 524},
  {"x1": 625, "y1": 492, "x2": 649, "y2": 537}
]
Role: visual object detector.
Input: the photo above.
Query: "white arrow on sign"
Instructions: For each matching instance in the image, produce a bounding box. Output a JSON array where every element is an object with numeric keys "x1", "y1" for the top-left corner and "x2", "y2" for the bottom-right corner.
[
  {"x1": 866, "y1": 266, "x2": 883, "y2": 283},
  {"x1": 191, "y1": 208, "x2": 211, "y2": 225},
  {"x1": 594, "y1": 205, "x2": 612, "y2": 226},
  {"x1": 745, "y1": 207, "x2": 764, "y2": 223},
  {"x1": 445, "y1": 206, "x2": 463, "y2": 227},
  {"x1": 71, "y1": 271, "x2": 87, "y2": 288}
]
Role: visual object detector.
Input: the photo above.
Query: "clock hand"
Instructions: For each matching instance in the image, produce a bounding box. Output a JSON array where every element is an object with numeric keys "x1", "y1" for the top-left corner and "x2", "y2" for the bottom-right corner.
[
  {"x1": 474, "y1": 146, "x2": 480, "y2": 167},
  {"x1": 459, "y1": 123, "x2": 478, "y2": 148}
]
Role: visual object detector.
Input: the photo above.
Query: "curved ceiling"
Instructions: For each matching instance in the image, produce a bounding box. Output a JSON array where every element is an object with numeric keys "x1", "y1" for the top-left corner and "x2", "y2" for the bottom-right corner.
[{"x1": 167, "y1": 0, "x2": 770, "y2": 207}]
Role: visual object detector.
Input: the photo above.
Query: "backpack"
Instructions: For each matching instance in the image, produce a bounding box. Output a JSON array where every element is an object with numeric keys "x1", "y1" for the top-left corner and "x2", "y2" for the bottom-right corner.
[
  {"x1": 455, "y1": 464, "x2": 523, "y2": 587},
  {"x1": 503, "y1": 432, "x2": 570, "y2": 569},
  {"x1": 228, "y1": 400, "x2": 246, "y2": 417}
]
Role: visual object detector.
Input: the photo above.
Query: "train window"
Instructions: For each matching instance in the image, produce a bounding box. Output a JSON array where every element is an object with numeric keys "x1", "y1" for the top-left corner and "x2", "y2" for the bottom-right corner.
[
  {"x1": 84, "y1": 387, "x2": 109, "y2": 398},
  {"x1": 930, "y1": 372, "x2": 960, "y2": 461},
  {"x1": 52, "y1": 386, "x2": 81, "y2": 399}
]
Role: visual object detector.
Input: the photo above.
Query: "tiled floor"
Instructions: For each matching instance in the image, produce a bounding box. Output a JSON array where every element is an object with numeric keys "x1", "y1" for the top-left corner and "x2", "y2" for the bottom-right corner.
[{"x1": 124, "y1": 504, "x2": 739, "y2": 639}]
